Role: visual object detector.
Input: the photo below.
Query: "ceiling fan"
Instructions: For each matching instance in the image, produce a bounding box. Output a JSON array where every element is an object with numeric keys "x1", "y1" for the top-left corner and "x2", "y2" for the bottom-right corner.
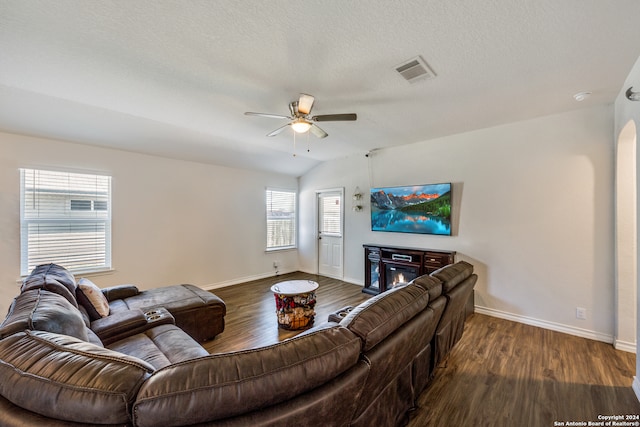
[{"x1": 245, "y1": 93, "x2": 357, "y2": 139}]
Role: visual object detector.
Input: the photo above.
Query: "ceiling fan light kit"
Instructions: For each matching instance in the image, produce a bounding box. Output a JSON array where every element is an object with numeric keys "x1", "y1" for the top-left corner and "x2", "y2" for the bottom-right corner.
[
  {"x1": 291, "y1": 118, "x2": 311, "y2": 133},
  {"x1": 245, "y1": 93, "x2": 357, "y2": 147}
]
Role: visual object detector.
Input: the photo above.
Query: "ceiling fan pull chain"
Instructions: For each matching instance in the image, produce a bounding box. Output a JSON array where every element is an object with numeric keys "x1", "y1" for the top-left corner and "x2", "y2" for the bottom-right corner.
[{"x1": 293, "y1": 131, "x2": 297, "y2": 157}]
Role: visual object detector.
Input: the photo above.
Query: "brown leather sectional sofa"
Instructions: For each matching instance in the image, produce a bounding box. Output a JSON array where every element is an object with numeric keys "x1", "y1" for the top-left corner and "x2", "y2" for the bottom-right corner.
[{"x1": 0, "y1": 261, "x2": 476, "y2": 426}]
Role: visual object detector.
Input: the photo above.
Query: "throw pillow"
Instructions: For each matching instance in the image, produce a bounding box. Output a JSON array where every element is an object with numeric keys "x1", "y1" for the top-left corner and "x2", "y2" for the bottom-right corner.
[{"x1": 76, "y1": 278, "x2": 110, "y2": 320}]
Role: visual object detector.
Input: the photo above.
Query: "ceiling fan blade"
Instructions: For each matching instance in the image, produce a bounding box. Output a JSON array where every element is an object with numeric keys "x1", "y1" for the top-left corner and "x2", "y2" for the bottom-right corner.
[
  {"x1": 267, "y1": 123, "x2": 291, "y2": 137},
  {"x1": 313, "y1": 113, "x2": 357, "y2": 122},
  {"x1": 309, "y1": 123, "x2": 328, "y2": 138},
  {"x1": 245, "y1": 112, "x2": 290, "y2": 120},
  {"x1": 297, "y1": 94, "x2": 315, "y2": 115}
]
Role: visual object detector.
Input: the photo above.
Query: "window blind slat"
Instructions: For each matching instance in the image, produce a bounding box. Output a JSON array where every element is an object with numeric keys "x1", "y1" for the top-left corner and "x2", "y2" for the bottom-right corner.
[{"x1": 20, "y1": 169, "x2": 112, "y2": 275}]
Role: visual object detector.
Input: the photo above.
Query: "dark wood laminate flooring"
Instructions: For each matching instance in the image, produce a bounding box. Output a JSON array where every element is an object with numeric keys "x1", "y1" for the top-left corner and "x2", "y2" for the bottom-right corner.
[
  {"x1": 409, "y1": 315, "x2": 640, "y2": 427},
  {"x1": 203, "y1": 272, "x2": 370, "y2": 353},
  {"x1": 204, "y1": 272, "x2": 640, "y2": 426}
]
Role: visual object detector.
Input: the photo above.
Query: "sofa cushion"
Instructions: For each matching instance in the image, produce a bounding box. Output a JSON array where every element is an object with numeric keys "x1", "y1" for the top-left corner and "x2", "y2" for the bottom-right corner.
[
  {"x1": 20, "y1": 263, "x2": 78, "y2": 307},
  {"x1": 201, "y1": 359, "x2": 370, "y2": 427},
  {"x1": 0, "y1": 330, "x2": 153, "y2": 425},
  {"x1": 0, "y1": 289, "x2": 88, "y2": 341},
  {"x1": 340, "y1": 283, "x2": 429, "y2": 352},
  {"x1": 107, "y1": 323, "x2": 209, "y2": 370},
  {"x1": 433, "y1": 273, "x2": 477, "y2": 369},
  {"x1": 76, "y1": 304, "x2": 91, "y2": 327},
  {"x1": 132, "y1": 324, "x2": 361, "y2": 427},
  {"x1": 86, "y1": 328, "x2": 104, "y2": 347},
  {"x1": 430, "y1": 260, "x2": 474, "y2": 292},
  {"x1": 76, "y1": 277, "x2": 110, "y2": 320},
  {"x1": 350, "y1": 307, "x2": 438, "y2": 426},
  {"x1": 411, "y1": 274, "x2": 443, "y2": 299}
]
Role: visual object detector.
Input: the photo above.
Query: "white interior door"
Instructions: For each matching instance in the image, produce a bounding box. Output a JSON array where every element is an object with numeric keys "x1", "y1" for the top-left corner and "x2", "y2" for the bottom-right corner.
[{"x1": 318, "y1": 190, "x2": 343, "y2": 278}]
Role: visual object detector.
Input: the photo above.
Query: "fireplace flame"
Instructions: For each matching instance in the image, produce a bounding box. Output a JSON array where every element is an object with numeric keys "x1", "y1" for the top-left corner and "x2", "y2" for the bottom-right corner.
[{"x1": 392, "y1": 273, "x2": 406, "y2": 288}]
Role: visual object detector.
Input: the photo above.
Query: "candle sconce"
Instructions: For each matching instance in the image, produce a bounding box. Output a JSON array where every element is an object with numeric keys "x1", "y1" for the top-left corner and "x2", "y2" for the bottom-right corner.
[{"x1": 352, "y1": 187, "x2": 363, "y2": 212}]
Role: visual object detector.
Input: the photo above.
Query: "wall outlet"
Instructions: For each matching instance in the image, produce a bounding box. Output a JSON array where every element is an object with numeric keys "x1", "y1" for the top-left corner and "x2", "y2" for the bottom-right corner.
[
  {"x1": 576, "y1": 307, "x2": 587, "y2": 320},
  {"x1": 273, "y1": 261, "x2": 279, "y2": 269}
]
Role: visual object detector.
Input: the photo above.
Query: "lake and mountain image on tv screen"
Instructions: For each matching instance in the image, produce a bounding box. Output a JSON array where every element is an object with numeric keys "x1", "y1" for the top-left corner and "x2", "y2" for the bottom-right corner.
[{"x1": 370, "y1": 183, "x2": 452, "y2": 235}]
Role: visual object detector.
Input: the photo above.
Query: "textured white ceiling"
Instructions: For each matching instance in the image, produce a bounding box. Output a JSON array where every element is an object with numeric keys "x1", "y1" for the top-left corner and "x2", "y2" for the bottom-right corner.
[{"x1": 1, "y1": 0, "x2": 640, "y2": 176}]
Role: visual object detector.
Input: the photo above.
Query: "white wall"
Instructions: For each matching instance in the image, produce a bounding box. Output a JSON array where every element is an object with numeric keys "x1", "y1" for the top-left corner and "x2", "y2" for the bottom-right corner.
[
  {"x1": 613, "y1": 55, "x2": 640, "y2": 399},
  {"x1": 0, "y1": 132, "x2": 299, "y2": 315},
  {"x1": 300, "y1": 105, "x2": 616, "y2": 341},
  {"x1": 615, "y1": 119, "x2": 637, "y2": 353},
  {"x1": 0, "y1": 105, "x2": 621, "y2": 344}
]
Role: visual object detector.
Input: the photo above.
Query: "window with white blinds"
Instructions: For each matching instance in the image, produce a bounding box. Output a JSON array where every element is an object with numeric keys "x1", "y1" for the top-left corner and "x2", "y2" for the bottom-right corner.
[
  {"x1": 320, "y1": 194, "x2": 342, "y2": 236},
  {"x1": 266, "y1": 188, "x2": 296, "y2": 250},
  {"x1": 20, "y1": 168, "x2": 112, "y2": 275}
]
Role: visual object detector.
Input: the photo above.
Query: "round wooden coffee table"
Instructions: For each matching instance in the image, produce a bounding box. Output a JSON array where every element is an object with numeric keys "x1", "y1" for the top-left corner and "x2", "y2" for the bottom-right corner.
[{"x1": 271, "y1": 280, "x2": 319, "y2": 330}]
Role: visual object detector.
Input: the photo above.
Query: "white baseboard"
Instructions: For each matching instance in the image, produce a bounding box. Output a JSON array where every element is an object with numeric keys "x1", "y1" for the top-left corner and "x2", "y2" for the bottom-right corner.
[
  {"x1": 202, "y1": 269, "x2": 297, "y2": 291},
  {"x1": 614, "y1": 339, "x2": 638, "y2": 354},
  {"x1": 204, "y1": 269, "x2": 364, "y2": 291},
  {"x1": 475, "y1": 306, "x2": 615, "y2": 345},
  {"x1": 294, "y1": 270, "x2": 364, "y2": 287},
  {"x1": 634, "y1": 377, "x2": 640, "y2": 404},
  {"x1": 342, "y1": 276, "x2": 364, "y2": 286}
]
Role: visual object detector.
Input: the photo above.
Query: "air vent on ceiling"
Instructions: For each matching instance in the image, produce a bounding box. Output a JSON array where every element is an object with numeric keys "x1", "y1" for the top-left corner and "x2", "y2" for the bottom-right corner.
[{"x1": 395, "y1": 56, "x2": 436, "y2": 84}]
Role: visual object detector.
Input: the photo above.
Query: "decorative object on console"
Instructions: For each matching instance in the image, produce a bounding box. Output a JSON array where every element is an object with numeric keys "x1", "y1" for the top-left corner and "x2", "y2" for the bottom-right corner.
[
  {"x1": 370, "y1": 183, "x2": 452, "y2": 235},
  {"x1": 626, "y1": 87, "x2": 640, "y2": 101}
]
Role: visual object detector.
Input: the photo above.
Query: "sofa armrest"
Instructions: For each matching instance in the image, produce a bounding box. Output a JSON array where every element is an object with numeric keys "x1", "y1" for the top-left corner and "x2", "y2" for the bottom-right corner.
[
  {"x1": 101, "y1": 284, "x2": 139, "y2": 301},
  {"x1": 327, "y1": 306, "x2": 354, "y2": 323},
  {"x1": 91, "y1": 309, "x2": 148, "y2": 340},
  {"x1": 91, "y1": 309, "x2": 175, "y2": 345}
]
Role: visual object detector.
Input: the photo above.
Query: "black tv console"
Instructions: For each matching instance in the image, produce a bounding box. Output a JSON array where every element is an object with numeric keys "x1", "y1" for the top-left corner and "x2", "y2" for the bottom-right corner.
[{"x1": 363, "y1": 244, "x2": 456, "y2": 295}]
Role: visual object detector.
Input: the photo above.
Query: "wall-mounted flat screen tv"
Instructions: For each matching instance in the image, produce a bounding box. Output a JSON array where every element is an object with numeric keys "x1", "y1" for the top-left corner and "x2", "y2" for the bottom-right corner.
[{"x1": 370, "y1": 183, "x2": 452, "y2": 236}]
